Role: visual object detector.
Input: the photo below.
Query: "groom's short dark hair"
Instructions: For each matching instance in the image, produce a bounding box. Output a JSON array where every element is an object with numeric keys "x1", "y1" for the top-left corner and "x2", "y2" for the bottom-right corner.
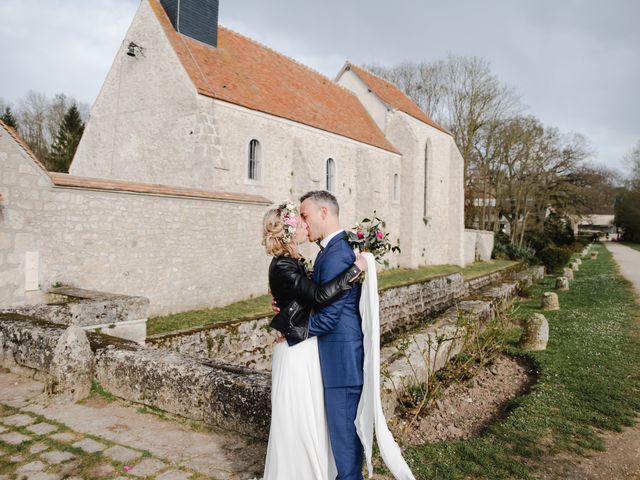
[{"x1": 300, "y1": 190, "x2": 339, "y2": 216}]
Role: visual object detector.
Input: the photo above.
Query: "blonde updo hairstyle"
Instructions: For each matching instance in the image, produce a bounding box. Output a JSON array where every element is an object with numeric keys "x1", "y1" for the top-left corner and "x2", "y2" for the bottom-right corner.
[{"x1": 262, "y1": 205, "x2": 301, "y2": 258}]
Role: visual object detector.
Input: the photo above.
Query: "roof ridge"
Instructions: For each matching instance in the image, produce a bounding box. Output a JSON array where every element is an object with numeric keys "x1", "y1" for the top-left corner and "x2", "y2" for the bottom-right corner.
[
  {"x1": 347, "y1": 62, "x2": 406, "y2": 91},
  {"x1": 219, "y1": 25, "x2": 354, "y2": 94}
]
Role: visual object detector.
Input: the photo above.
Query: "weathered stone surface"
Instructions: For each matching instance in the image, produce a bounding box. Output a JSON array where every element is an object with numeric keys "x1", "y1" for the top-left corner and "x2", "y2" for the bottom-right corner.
[
  {"x1": 555, "y1": 277, "x2": 570, "y2": 291},
  {"x1": 541, "y1": 292, "x2": 560, "y2": 311},
  {"x1": 155, "y1": 470, "x2": 193, "y2": 480},
  {"x1": 40, "y1": 449, "x2": 75, "y2": 464},
  {"x1": 571, "y1": 261, "x2": 580, "y2": 271},
  {"x1": 49, "y1": 432, "x2": 77, "y2": 443},
  {"x1": 0, "y1": 432, "x2": 30, "y2": 444},
  {"x1": 562, "y1": 268, "x2": 574, "y2": 280},
  {"x1": 103, "y1": 445, "x2": 143, "y2": 463},
  {"x1": 519, "y1": 313, "x2": 549, "y2": 351},
  {"x1": 27, "y1": 422, "x2": 58, "y2": 435},
  {"x1": 16, "y1": 461, "x2": 46, "y2": 473},
  {"x1": 22, "y1": 473, "x2": 61, "y2": 480},
  {"x1": 72, "y1": 437, "x2": 106, "y2": 453},
  {"x1": 575, "y1": 258, "x2": 582, "y2": 265},
  {"x1": 29, "y1": 442, "x2": 49, "y2": 454},
  {"x1": 47, "y1": 325, "x2": 94, "y2": 401},
  {"x1": 128, "y1": 458, "x2": 166, "y2": 477},
  {"x1": 94, "y1": 346, "x2": 271, "y2": 437},
  {"x1": 2, "y1": 413, "x2": 36, "y2": 426}
]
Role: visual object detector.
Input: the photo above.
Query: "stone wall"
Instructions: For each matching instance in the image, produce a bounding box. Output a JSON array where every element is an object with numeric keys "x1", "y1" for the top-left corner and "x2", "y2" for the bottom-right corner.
[
  {"x1": 464, "y1": 229, "x2": 495, "y2": 264},
  {"x1": 0, "y1": 313, "x2": 270, "y2": 437},
  {"x1": 0, "y1": 126, "x2": 271, "y2": 316},
  {"x1": 148, "y1": 263, "x2": 525, "y2": 370}
]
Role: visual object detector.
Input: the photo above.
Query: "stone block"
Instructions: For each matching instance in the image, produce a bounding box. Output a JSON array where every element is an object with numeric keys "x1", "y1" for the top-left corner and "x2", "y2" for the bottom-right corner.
[
  {"x1": 555, "y1": 277, "x2": 569, "y2": 291},
  {"x1": 128, "y1": 458, "x2": 166, "y2": 477},
  {"x1": 27, "y1": 422, "x2": 58, "y2": 436},
  {"x1": 47, "y1": 325, "x2": 94, "y2": 401},
  {"x1": 2, "y1": 413, "x2": 36, "y2": 427},
  {"x1": 0, "y1": 432, "x2": 31, "y2": 445},
  {"x1": 562, "y1": 267, "x2": 574, "y2": 280},
  {"x1": 40, "y1": 449, "x2": 75, "y2": 464},
  {"x1": 103, "y1": 445, "x2": 143, "y2": 463},
  {"x1": 155, "y1": 470, "x2": 193, "y2": 480},
  {"x1": 49, "y1": 432, "x2": 77, "y2": 443},
  {"x1": 29, "y1": 442, "x2": 50, "y2": 454},
  {"x1": 541, "y1": 292, "x2": 560, "y2": 311},
  {"x1": 519, "y1": 313, "x2": 549, "y2": 351},
  {"x1": 72, "y1": 438, "x2": 107, "y2": 453},
  {"x1": 16, "y1": 461, "x2": 46, "y2": 474}
]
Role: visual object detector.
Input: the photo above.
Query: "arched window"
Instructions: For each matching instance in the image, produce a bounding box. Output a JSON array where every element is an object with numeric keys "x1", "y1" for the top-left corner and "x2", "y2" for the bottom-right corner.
[
  {"x1": 326, "y1": 158, "x2": 335, "y2": 192},
  {"x1": 393, "y1": 173, "x2": 400, "y2": 202},
  {"x1": 247, "y1": 139, "x2": 260, "y2": 180},
  {"x1": 423, "y1": 141, "x2": 429, "y2": 217}
]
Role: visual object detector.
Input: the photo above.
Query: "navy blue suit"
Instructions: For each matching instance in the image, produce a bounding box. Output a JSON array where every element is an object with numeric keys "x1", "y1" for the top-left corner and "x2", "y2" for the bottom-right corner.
[{"x1": 309, "y1": 233, "x2": 364, "y2": 480}]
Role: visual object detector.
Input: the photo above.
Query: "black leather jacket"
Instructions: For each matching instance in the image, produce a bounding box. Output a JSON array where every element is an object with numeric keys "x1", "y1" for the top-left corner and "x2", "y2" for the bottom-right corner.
[{"x1": 268, "y1": 256, "x2": 361, "y2": 340}]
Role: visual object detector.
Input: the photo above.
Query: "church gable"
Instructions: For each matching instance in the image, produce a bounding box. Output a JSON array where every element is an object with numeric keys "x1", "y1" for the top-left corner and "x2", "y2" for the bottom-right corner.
[{"x1": 341, "y1": 63, "x2": 450, "y2": 135}]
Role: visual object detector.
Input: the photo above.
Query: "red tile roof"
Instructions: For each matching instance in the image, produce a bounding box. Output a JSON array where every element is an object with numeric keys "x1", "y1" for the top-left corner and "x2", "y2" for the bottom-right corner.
[
  {"x1": 148, "y1": 0, "x2": 399, "y2": 154},
  {"x1": 0, "y1": 120, "x2": 271, "y2": 204},
  {"x1": 345, "y1": 63, "x2": 450, "y2": 135}
]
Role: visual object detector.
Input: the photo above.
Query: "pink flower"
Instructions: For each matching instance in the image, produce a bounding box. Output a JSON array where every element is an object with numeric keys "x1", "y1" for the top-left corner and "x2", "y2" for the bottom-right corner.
[
  {"x1": 123, "y1": 466, "x2": 133, "y2": 472},
  {"x1": 356, "y1": 229, "x2": 365, "y2": 239},
  {"x1": 283, "y1": 215, "x2": 298, "y2": 227},
  {"x1": 376, "y1": 231, "x2": 384, "y2": 239}
]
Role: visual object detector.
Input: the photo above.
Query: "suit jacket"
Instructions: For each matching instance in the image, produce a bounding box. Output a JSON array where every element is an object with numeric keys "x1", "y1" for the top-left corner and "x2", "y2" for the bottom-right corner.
[{"x1": 309, "y1": 233, "x2": 364, "y2": 388}]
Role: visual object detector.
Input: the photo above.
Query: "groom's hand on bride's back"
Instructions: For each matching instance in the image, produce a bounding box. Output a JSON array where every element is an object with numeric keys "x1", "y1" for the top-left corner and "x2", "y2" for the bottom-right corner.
[{"x1": 271, "y1": 297, "x2": 280, "y2": 313}]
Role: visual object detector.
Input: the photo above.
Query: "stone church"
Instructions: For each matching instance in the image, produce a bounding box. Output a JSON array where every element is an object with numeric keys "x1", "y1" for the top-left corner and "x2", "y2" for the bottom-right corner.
[{"x1": 0, "y1": 0, "x2": 483, "y2": 316}]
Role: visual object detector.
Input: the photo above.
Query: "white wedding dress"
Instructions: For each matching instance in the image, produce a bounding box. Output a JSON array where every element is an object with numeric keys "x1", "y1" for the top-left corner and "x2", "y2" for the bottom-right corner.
[
  {"x1": 263, "y1": 253, "x2": 415, "y2": 480},
  {"x1": 263, "y1": 335, "x2": 337, "y2": 480}
]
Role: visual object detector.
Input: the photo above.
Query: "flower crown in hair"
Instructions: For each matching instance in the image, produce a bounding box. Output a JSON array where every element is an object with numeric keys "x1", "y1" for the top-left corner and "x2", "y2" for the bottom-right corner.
[{"x1": 279, "y1": 202, "x2": 298, "y2": 244}]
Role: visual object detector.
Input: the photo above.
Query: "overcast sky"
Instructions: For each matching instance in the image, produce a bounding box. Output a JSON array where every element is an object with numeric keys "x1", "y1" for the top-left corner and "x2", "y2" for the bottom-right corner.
[{"x1": 1, "y1": 0, "x2": 638, "y2": 171}]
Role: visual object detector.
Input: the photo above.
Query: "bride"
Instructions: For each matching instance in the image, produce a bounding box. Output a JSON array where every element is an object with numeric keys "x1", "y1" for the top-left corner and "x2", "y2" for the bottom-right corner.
[{"x1": 261, "y1": 202, "x2": 416, "y2": 480}]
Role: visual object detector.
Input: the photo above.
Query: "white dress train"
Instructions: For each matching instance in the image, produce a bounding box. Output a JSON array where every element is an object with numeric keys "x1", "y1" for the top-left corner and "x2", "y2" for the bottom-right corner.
[{"x1": 263, "y1": 336, "x2": 337, "y2": 480}]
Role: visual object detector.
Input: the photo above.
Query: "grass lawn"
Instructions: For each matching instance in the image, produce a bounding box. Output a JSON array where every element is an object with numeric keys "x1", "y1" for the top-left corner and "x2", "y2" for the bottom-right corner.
[
  {"x1": 402, "y1": 243, "x2": 640, "y2": 479},
  {"x1": 147, "y1": 259, "x2": 519, "y2": 336},
  {"x1": 620, "y1": 241, "x2": 640, "y2": 253}
]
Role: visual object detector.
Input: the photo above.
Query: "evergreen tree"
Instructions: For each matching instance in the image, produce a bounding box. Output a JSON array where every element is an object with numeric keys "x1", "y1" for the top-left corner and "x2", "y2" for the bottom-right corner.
[
  {"x1": 0, "y1": 106, "x2": 18, "y2": 129},
  {"x1": 47, "y1": 104, "x2": 85, "y2": 173}
]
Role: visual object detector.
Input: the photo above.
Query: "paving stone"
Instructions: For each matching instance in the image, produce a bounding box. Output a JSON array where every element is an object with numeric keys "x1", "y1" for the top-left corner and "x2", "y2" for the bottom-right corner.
[
  {"x1": 40, "y1": 449, "x2": 76, "y2": 464},
  {"x1": 0, "y1": 474, "x2": 9, "y2": 480},
  {"x1": 9, "y1": 454, "x2": 24, "y2": 462},
  {"x1": 23, "y1": 474, "x2": 61, "y2": 480},
  {"x1": 29, "y1": 442, "x2": 50, "y2": 454},
  {"x1": 72, "y1": 437, "x2": 107, "y2": 453},
  {"x1": 1, "y1": 413, "x2": 36, "y2": 427},
  {"x1": 155, "y1": 470, "x2": 193, "y2": 480},
  {"x1": 86, "y1": 463, "x2": 116, "y2": 477},
  {"x1": 27, "y1": 422, "x2": 58, "y2": 436},
  {"x1": 128, "y1": 458, "x2": 166, "y2": 477},
  {"x1": 16, "y1": 460, "x2": 46, "y2": 473},
  {"x1": 49, "y1": 432, "x2": 77, "y2": 443},
  {"x1": 0, "y1": 425, "x2": 6, "y2": 433},
  {"x1": 0, "y1": 431, "x2": 31, "y2": 445},
  {"x1": 103, "y1": 445, "x2": 143, "y2": 463}
]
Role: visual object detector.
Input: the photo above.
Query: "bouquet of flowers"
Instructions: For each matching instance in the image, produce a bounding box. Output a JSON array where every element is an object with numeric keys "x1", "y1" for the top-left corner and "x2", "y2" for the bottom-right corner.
[{"x1": 344, "y1": 212, "x2": 401, "y2": 267}]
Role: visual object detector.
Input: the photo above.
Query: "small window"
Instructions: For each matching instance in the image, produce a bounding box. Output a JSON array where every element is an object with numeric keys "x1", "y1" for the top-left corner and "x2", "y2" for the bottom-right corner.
[
  {"x1": 393, "y1": 173, "x2": 400, "y2": 202},
  {"x1": 248, "y1": 139, "x2": 261, "y2": 180},
  {"x1": 326, "y1": 158, "x2": 335, "y2": 192}
]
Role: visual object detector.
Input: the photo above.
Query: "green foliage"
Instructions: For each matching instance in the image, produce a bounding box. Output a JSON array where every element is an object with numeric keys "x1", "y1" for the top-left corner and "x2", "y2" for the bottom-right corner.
[
  {"x1": 0, "y1": 106, "x2": 18, "y2": 129},
  {"x1": 544, "y1": 212, "x2": 575, "y2": 246},
  {"x1": 46, "y1": 104, "x2": 85, "y2": 173},
  {"x1": 492, "y1": 232, "x2": 536, "y2": 263},
  {"x1": 536, "y1": 246, "x2": 572, "y2": 273},
  {"x1": 615, "y1": 189, "x2": 640, "y2": 242},
  {"x1": 404, "y1": 245, "x2": 640, "y2": 479}
]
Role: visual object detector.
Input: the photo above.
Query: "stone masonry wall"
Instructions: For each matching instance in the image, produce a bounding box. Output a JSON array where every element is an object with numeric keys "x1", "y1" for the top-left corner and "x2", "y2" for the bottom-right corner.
[{"x1": 0, "y1": 127, "x2": 271, "y2": 316}]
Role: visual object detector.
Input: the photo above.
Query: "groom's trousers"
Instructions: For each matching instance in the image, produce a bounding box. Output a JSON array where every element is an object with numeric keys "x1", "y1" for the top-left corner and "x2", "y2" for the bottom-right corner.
[{"x1": 325, "y1": 385, "x2": 364, "y2": 480}]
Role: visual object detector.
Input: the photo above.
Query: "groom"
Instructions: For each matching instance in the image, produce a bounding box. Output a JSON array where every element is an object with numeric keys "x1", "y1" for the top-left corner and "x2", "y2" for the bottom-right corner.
[{"x1": 299, "y1": 190, "x2": 364, "y2": 480}]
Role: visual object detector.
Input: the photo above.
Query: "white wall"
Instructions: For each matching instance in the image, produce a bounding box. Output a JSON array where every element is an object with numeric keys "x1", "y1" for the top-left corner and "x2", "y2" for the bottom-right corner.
[{"x1": 464, "y1": 229, "x2": 495, "y2": 264}]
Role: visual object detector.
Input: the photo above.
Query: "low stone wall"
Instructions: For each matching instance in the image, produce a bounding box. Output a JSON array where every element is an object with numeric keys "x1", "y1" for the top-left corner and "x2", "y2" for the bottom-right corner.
[
  {"x1": 0, "y1": 314, "x2": 270, "y2": 438},
  {"x1": 148, "y1": 263, "x2": 526, "y2": 370}
]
